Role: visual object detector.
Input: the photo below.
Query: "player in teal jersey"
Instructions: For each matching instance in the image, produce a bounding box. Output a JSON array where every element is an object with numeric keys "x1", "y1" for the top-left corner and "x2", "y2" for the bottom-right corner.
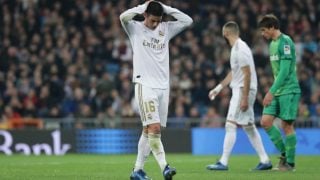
[{"x1": 258, "y1": 14, "x2": 301, "y2": 171}]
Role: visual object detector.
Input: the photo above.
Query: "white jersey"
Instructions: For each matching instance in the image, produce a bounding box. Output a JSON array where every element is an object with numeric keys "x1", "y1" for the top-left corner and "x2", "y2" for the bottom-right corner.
[
  {"x1": 120, "y1": 3, "x2": 193, "y2": 89},
  {"x1": 229, "y1": 38, "x2": 257, "y2": 90}
]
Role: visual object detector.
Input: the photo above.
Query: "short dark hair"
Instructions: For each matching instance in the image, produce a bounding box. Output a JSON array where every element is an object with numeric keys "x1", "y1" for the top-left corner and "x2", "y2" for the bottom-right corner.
[
  {"x1": 145, "y1": 1, "x2": 163, "y2": 16},
  {"x1": 223, "y1": 21, "x2": 240, "y2": 35},
  {"x1": 258, "y1": 14, "x2": 280, "y2": 29}
]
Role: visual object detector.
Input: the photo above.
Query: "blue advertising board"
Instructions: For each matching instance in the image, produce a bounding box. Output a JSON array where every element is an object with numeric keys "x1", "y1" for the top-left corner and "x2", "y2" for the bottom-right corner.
[
  {"x1": 76, "y1": 129, "x2": 139, "y2": 154},
  {"x1": 192, "y1": 128, "x2": 320, "y2": 155}
]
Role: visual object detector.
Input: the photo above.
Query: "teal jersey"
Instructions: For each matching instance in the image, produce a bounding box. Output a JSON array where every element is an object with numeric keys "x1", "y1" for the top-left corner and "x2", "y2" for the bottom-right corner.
[{"x1": 268, "y1": 34, "x2": 301, "y2": 96}]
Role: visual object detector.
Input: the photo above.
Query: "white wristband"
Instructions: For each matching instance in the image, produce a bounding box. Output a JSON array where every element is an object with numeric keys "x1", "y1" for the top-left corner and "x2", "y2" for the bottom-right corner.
[
  {"x1": 209, "y1": 84, "x2": 223, "y2": 100},
  {"x1": 214, "y1": 84, "x2": 223, "y2": 93}
]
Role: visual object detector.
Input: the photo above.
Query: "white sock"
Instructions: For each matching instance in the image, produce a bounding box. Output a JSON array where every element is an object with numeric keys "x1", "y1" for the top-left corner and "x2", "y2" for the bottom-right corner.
[
  {"x1": 148, "y1": 133, "x2": 167, "y2": 171},
  {"x1": 243, "y1": 125, "x2": 270, "y2": 163},
  {"x1": 220, "y1": 122, "x2": 237, "y2": 166},
  {"x1": 134, "y1": 132, "x2": 151, "y2": 171}
]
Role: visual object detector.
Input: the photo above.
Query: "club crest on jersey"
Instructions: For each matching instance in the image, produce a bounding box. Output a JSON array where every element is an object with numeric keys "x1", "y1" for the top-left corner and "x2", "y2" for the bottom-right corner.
[
  {"x1": 159, "y1": 30, "x2": 164, "y2": 36},
  {"x1": 284, "y1": 45, "x2": 291, "y2": 55}
]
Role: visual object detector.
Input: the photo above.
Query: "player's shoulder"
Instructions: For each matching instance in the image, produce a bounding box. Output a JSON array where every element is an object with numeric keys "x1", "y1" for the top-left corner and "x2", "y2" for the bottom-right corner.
[
  {"x1": 236, "y1": 39, "x2": 251, "y2": 52},
  {"x1": 280, "y1": 34, "x2": 294, "y2": 44},
  {"x1": 280, "y1": 33, "x2": 292, "y2": 40},
  {"x1": 238, "y1": 39, "x2": 250, "y2": 47}
]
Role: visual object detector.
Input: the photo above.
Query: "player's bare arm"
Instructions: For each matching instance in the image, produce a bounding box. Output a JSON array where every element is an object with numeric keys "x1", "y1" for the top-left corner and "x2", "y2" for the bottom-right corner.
[{"x1": 241, "y1": 66, "x2": 250, "y2": 111}]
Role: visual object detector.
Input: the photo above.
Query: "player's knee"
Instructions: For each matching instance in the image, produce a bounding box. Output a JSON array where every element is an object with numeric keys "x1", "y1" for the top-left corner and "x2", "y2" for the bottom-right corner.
[
  {"x1": 225, "y1": 122, "x2": 237, "y2": 132},
  {"x1": 147, "y1": 123, "x2": 161, "y2": 134},
  {"x1": 260, "y1": 116, "x2": 273, "y2": 129},
  {"x1": 260, "y1": 121, "x2": 272, "y2": 129},
  {"x1": 143, "y1": 127, "x2": 148, "y2": 134}
]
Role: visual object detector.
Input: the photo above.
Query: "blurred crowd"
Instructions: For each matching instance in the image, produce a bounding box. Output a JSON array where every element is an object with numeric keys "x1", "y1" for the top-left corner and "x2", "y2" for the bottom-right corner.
[{"x1": 0, "y1": 0, "x2": 319, "y2": 128}]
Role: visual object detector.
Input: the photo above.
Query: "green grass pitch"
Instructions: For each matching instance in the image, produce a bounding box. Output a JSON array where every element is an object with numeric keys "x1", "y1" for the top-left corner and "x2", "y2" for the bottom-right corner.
[{"x1": 0, "y1": 154, "x2": 319, "y2": 180}]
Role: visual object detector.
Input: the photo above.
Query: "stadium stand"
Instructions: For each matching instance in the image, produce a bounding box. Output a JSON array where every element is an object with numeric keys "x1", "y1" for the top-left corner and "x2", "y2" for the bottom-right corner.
[{"x1": 0, "y1": 0, "x2": 319, "y2": 129}]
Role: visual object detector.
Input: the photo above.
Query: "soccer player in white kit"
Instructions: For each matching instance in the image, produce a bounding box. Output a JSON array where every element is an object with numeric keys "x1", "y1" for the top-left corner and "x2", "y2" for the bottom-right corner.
[
  {"x1": 206, "y1": 21, "x2": 272, "y2": 171},
  {"x1": 120, "y1": 1, "x2": 192, "y2": 179}
]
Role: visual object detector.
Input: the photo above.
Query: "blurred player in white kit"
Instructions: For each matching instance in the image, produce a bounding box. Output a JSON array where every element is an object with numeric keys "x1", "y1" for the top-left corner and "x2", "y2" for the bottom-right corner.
[{"x1": 206, "y1": 21, "x2": 272, "y2": 171}]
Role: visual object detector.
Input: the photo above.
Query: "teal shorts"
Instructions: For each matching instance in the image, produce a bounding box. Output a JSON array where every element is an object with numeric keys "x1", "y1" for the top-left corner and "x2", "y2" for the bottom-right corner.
[{"x1": 263, "y1": 93, "x2": 301, "y2": 121}]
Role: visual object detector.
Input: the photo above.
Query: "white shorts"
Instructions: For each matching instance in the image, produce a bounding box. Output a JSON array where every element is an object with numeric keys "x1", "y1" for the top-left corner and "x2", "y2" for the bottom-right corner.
[
  {"x1": 227, "y1": 88, "x2": 256, "y2": 125},
  {"x1": 135, "y1": 83, "x2": 169, "y2": 127}
]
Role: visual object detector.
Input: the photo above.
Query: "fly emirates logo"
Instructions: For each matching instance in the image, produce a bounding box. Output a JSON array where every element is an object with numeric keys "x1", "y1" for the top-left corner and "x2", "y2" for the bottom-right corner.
[{"x1": 143, "y1": 37, "x2": 165, "y2": 51}]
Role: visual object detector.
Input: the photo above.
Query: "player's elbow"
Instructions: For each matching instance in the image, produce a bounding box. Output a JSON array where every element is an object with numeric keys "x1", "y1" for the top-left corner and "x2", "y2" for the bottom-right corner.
[
  {"x1": 119, "y1": 13, "x2": 127, "y2": 23},
  {"x1": 119, "y1": 13, "x2": 124, "y2": 21},
  {"x1": 185, "y1": 16, "x2": 193, "y2": 26}
]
